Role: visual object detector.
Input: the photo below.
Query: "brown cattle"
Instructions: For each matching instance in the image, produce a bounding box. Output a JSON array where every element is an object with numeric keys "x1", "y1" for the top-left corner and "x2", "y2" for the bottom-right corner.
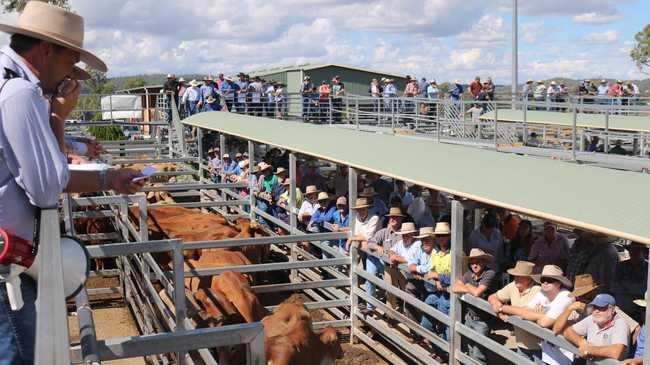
[
  {"x1": 185, "y1": 250, "x2": 252, "y2": 291},
  {"x1": 266, "y1": 327, "x2": 343, "y2": 365},
  {"x1": 263, "y1": 300, "x2": 342, "y2": 365}
]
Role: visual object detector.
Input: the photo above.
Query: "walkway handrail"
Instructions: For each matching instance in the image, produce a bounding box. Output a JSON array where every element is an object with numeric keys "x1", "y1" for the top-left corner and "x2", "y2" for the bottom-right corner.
[{"x1": 35, "y1": 207, "x2": 70, "y2": 365}]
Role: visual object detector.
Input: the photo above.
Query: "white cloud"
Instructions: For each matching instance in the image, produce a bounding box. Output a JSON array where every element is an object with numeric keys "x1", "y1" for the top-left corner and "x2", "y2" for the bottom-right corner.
[
  {"x1": 572, "y1": 12, "x2": 623, "y2": 25},
  {"x1": 582, "y1": 30, "x2": 619, "y2": 45},
  {"x1": 447, "y1": 48, "x2": 483, "y2": 70},
  {"x1": 521, "y1": 21, "x2": 545, "y2": 43},
  {"x1": 497, "y1": 0, "x2": 635, "y2": 16},
  {"x1": 456, "y1": 14, "x2": 507, "y2": 48}
]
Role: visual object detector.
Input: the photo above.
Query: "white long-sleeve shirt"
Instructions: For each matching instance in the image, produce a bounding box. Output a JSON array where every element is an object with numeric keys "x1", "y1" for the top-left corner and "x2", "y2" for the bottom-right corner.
[{"x1": 0, "y1": 46, "x2": 69, "y2": 240}]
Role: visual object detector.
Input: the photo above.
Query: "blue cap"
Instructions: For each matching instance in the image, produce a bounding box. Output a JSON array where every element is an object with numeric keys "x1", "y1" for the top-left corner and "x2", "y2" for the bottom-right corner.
[{"x1": 588, "y1": 294, "x2": 616, "y2": 308}]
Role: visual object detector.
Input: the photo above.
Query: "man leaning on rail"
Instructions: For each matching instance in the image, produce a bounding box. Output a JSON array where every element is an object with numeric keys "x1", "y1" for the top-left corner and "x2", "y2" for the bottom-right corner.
[{"x1": 0, "y1": 2, "x2": 145, "y2": 363}]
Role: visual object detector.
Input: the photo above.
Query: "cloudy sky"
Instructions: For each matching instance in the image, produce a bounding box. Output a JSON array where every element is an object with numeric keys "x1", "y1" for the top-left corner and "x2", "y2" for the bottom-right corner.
[{"x1": 1, "y1": 0, "x2": 648, "y2": 83}]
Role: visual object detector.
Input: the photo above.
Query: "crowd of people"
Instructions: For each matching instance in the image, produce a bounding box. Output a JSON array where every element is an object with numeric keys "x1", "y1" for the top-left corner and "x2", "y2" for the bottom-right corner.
[{"x1": 203, "y1": 144, "x2": 647, "y2": 364}]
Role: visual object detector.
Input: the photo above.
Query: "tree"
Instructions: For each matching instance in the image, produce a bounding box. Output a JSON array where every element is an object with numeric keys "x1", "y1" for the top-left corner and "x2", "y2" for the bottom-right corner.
[
  {"x1": 122, "y1": 76, "x2": 146, "y2": 90},
  {"x1": 631, "y1": 24, "x2": 650, "y2": 73},
  {"x1": 1, "y1": 0, "x2": 68, "y2": 13}
]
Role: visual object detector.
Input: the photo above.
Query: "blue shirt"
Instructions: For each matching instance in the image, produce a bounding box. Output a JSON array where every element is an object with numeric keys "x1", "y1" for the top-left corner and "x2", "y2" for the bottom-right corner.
[
  {"x1": 450, "y1": 84, "x2": 463, "y2": 101},
  {"x1": 468, "y1": 228, "x2": 504, "y2": 272},
  {"x1": 221, "y1": 81, "x2": 235, "y2": 100},
  {"x1": 222, "y1": 160, "x2": 240, "y2": 175},
  {"x1": 308, "y1": 206, "x2": 336, "y2": 233},
  {"x1": 330, "y1": 209, "x2": 350, "y2": 228},
  {"x1": 199, "y1": 84, "x2": 216, "y2": 101},
  {"x1": 407, "y1": 246, "x2": 432, "y2": 275},
  {"x1": 368, "y1": 198, "x2": 388, "y2": 218},
  {"x1": 635, "y1": 325, "x2": 646, "y2": 358},
  {"x1": 0, "y1": 46, "x2": 69, "y2": 240}
]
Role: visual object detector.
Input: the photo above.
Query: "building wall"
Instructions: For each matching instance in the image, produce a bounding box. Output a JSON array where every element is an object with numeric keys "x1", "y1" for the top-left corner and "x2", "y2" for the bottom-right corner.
[{"x1": 305, "y1": 66, "x2": 408, "y2": 96}]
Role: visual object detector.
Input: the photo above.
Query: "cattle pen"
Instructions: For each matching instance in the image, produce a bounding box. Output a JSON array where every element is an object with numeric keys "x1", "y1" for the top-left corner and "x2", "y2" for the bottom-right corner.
[{"x1": 35, "y1": 95, "x2": 650, "y2": 365}]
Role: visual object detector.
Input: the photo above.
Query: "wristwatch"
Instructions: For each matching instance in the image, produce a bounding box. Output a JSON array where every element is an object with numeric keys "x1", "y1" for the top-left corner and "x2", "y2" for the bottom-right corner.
[{"x1": 99, "y1": 169, "x2": 108, "y2": 191}]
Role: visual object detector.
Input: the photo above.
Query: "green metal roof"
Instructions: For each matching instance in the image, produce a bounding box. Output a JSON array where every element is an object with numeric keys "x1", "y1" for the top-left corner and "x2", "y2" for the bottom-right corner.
[
  {"x1": 249, "y1": 63, "x2": 407, "y2": 79},
  {"x1": 184, "y1": 112, "x2": 650, "y2": 244},
  {"x1": 481, "y1": 109, "x2": 650, "y2": 132}
]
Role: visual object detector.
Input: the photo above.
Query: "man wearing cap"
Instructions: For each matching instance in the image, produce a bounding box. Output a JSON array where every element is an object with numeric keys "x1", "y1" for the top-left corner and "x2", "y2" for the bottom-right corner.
[
  {"x1": 529, "y1": 221, "x2": 570, "y2": 271},
  {"x1": 253, "y1": 162, "x2": 277, "y2": 228},
  {"x1": 331, "y1": 76, "x2": 345, "y2": 123},
  {"x1": 449, "y1": 80, "x2": 463, "y2": 105},
  {"x1": 422, "y1": 222, "x2": 453, "y2": 340},
  {"x1": 468, "y1": 213, "x2": 504, "y2": 274},
  {"x1": 221, "y1": 153, "x2": 241, "y2": 178},
  {"x1": 220, "y1": 76, "x2": 235, "y2": 112},
  {"x1": 0, "y1": 2, "x2": 146, "y2": 362},
  {"x1": 235, "y1": 73, "x2": 248, "y2": 113},
  {"x1": 300, "y1": 160, "x2": 327, "y2": 192},
  {"x1": 359, "y1": 186, "x2": 388, "y2": 218},
  {"x1": 325, "y1": 196, "x2": 349, "y2": 253},
  {"x1": 488, "y1": 261, "x2": 542, "y2": 361},
  {"x1": 361, "y1": 207, "x2": 404, "y2": 313},
  {"x1": 564, "y1": 293, "x2": 630, "y2": 364},
  {"x1": 389, "y1": 180, "x2": 414, "y2": 213},
  {"x1": 622, "y1": 299, "x2": 646, "y2": 365},
  {"x1": 522, "y1": 79, "x2": 534, "y2": 102},
  {"x1": 207, "y1": 148, "x2": 221, "y2": 182},
  {"x1": 199, "y1": 76, "x2": 218, "y2": 112},
  {"x1": 613, "y1": 242, "x2": 648, "y2": 322},
  {"x1": 300, "y1": 76, "x2": 314, "y2": 121},
  {"x1": 551, "y1": 274, "x2": 639, "y2": 365},
  {"x1": 452, "y1": 248, "x2": 497, "y2": 364},
  {"x1": 163, "y1": 74, "x2": 179, "y2": 121}
]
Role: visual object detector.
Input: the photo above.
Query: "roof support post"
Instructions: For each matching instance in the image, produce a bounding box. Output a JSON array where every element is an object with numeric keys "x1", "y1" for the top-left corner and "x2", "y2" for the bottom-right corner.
[
  {"x1": 219, "y1": 134, "x2": 227, "y2": 202},
  {"x1": 289, "y1": 152, "x2": 298, "y2": 282},
  {"x1": 448, "y1": 200, "x2": 465, "y2": 365},
  {"x1": 645, "y1": 253, "x2": 650, "y2": 365},
  {"x1": 248, "y1": 141, "x2": 256, "y2": 221},
  {"x1": 348, "y1": 167, "x2": 358, "y2": 233},
  {"x1": 197, "y1": 127, "x2": 204, "y2": 182}
]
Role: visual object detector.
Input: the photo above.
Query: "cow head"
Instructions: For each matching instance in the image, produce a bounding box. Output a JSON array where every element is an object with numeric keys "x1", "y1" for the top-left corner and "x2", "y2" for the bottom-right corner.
[{"x1": 319, "y1": 327, "x2": 343, "y2": 360}]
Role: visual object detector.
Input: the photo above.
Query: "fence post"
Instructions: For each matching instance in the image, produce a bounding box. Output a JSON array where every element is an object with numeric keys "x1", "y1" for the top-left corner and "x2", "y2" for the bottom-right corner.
[
  {"x1": 448, "y1": 200, "x2": 465, "y2": 365},
  {"x1": 604, "y1": 108, "x2": 610, "y2": 153},
  {"x1": 329, "y1": 97, "x2": 333, "y2": 125},
  {"x1": 248, "y1": 141, "x2": 256, "y2": 221},
  {"x1": 219, "y1": 134, "x2": 227, "y2": 202},
  {"x1": 572, "y1": 105, "x2": 578, "y2": 161},
  {"x1": 355, "y1": 98, "x2": 359, "y2": 130},
  {"x1": 172, "y1": 240, "x2": 187, "y2": 365},
  {"x1": 493, "y1": 104, "x2": 499, "y2": 150},
  {"x1": 197, "y1": 128, "x2": 204, "y2": 181},
  {"x1": 349, "y1": 243, "x2": 359, "y2": 344},
  {"x1": 289, "y1": 153, "x2": 298, "y2": 282}
]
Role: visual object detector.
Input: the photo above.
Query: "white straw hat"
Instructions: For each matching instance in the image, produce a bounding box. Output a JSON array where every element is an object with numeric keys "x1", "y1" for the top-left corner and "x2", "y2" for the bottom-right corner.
[{"x1": 0, "y1": 1, "x2": 106, "y2": 71}]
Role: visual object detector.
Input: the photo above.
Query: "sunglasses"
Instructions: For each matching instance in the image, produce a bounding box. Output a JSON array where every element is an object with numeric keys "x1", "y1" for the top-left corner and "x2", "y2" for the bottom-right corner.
[
  {"x1": 540, "y1": 277, "x2": 559, "y2": 284},
  {"x1": 591, "y1": 305, "x2": 610, "y2": 311}
]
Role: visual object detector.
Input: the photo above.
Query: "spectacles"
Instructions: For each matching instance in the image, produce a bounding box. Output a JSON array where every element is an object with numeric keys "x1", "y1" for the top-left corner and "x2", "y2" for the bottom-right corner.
[
  {"x1": 592, "y1": 305, "x2": 610, "y2": 311},
  {"x1": 540, "y1": 277, "x2": 558, "y2": 284}
]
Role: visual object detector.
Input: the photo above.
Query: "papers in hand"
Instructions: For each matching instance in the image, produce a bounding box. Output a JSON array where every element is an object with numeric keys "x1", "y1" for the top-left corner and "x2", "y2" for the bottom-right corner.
[{"x1": 132, "y1": 166, "x2": 157, "y2": 182}]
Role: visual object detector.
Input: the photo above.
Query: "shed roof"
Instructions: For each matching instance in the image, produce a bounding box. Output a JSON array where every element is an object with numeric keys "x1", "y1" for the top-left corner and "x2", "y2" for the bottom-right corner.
[
  {"x1": 184, "y1": 113, "x2": 650, "y2": 244},
  {"x1": 481, "y1": 109, "x2": 650, "y2": 133},
  {"x1": 249, "y1": 63, "x2": 407, "y2": 79}
]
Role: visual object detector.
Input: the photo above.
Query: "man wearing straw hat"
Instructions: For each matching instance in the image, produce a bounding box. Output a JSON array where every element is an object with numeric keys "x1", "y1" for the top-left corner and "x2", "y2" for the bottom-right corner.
[
  {"x1": 298, "y1": 185, "x2": 321, "y2": 226},
  {"x1": 488, "y1": 261, "x2": 542, "y2": 361},
  {"x1": 181, "y1": 79, "x2": 201, "y2": 116},
  {"x1": 0, "y1": 2, "x2": 146, "y2": 363},
  {"x1": 307, "y1": 192, "x2": 335, "y2": 234},
  {"x1": 452, "y1": 248, "x2": 497, "y2": 364},
  {"x1": 404, "y1": 226, "x2": 436, "y2": 342},
  {"x1": 564, "y1": 293, "x2": 630, "y2": 364},
  {"x1": 422, "y1": 222, "x2": 453, "y2": 342},
  {"x1": 346, "y1": 197, "x2": 381, "y2": 254},
  {"x1": 387, "y1": 222, "x2": 421, "y2": 327},
  {"x1": 622, "y1": 299, "x2": 646, "y2": 365}
]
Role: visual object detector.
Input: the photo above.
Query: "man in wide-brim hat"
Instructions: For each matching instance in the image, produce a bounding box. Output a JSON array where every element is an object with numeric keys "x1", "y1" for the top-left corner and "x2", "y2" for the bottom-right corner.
[
  {"x1": 488, "y1": 261, "x2": 542, "y2": 360},
  {"x1": 298, "y1": 185, "x2": 320, "y2": 224},
  {"x1": 551, "y1": 274, "x2": 639, "y2": 342},
  {"x1": 0, "y1": 2, "x2": 147, "y2": 363},
  {"x1": 346, "y1": 197, "x2": 380, "y2": 254},
  {"x1": 359, "y1": 186, "x2": 388, "y2": 217}
]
